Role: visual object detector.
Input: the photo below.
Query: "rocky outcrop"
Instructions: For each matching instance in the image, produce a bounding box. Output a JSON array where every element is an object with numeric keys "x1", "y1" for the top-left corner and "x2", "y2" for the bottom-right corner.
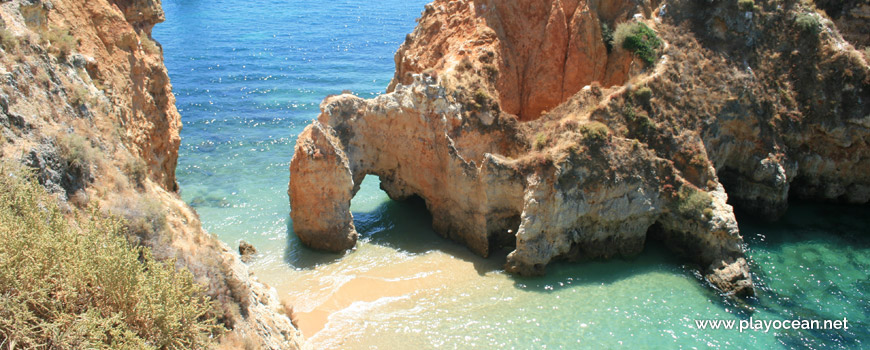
[
  {"x1": 290, "y1": 76, "x2": 751, "y2": 296},
  {"x1": 389, "y1": 0, "x2": 654, "y2": 120},
  {"x1": 290, "y1": 0, "x2": 870, "y2": 299},
  {"x1": 0, "y1": 0, "x2": 304, "y2": 348}
]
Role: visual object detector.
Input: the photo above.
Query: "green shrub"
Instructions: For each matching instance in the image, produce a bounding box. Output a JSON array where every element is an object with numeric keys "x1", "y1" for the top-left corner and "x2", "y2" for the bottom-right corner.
[
  {"x1": 675, "y1": 185, "x2": 713, "y2": 217},
  {"x1": 533, "y1": 132, "x2": 548, "y2": 150},
  {"x1": 614, "y1": 22, "x2": 661, "y2": 66},
  {"x1": 738, "y1": 0, "x2": 755, "y2": 12},
  {"x1": 600, "y1": 21, "x2": 614, "y2": 53},
  {"x1": 632, "y1": 86, "x2": 652, "y2": 105},
  {"x1": 795, "y1": 13, "x2": 821, "y2": 35},
  {"x1": 0, "y1": 163, "x2": 222, "y2": 349},
  {"x1": 474, "y1": 88, "x2": 490, "y2": 105},
  {"x1": 580, "y1": 121, "x2": 610, "y2": 143}
]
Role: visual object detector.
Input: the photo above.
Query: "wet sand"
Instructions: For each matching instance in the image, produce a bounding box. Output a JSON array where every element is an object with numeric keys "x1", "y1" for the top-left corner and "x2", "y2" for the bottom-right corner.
[{"x1": 255, "y1": 243, "x2": 498, "y2": 341}]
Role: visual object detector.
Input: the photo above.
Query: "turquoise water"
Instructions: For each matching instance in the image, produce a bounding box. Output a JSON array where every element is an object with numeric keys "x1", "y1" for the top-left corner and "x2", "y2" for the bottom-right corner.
[{"x1": 154, "y1": 1, "x2": 869, "y2": 348}]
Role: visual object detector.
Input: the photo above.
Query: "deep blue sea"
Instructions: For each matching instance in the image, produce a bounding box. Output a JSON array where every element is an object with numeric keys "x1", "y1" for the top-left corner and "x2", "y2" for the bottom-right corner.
[{"x1": 153, "y1": 1, "x2": 869, "y2": 348}]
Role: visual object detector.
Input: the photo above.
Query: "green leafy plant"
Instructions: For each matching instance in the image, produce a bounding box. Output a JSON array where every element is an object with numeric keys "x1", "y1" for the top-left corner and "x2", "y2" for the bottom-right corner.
[
  {"x1": 580, "y1": 121, "x2": 610, "y2": 143},
  {"x1": 795, "y1": 12, "x2": 821, "y2": 35},
  {"x1": 632, "y1": 86, "x2": 652, "y2": 105},
  {"x1": 614, "y1": 22, "x2": 662, "y2": 66}
]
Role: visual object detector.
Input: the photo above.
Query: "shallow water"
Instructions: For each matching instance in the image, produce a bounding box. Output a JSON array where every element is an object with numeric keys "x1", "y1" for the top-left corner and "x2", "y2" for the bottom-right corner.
[{"x1": 154, "y1": 1, "x2": 869, "y2": 348}]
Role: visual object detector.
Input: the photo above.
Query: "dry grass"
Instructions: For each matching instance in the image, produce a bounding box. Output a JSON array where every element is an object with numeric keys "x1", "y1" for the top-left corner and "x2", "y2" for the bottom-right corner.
[
  {"x1": 280, "y1": 300, "x2": 300, "y2": 329},
  {"x1": 217, "y1": 331, "x2": 262, "y2": 350},
  {"x1": 139, "y1": 31, "x2": 160, "y2": 55},
  {"x1": 124, "y1": 157, "x2": 148, "y2": 189},
  {"x1": 56, "y1": 132, "x2": 99, "y2": 179},
  {"x1": 0, "y1": 28, "x2": 19, "y2": 52},
  {"x1": 39, "y1": 27, "x2": 77, "y2": 60},
  {"x1": 69, "y1": 84, "x2": 93, "y2": 106}
]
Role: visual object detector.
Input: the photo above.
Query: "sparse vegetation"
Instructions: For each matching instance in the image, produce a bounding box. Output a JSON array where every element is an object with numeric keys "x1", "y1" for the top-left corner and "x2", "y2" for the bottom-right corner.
[
  {"x1": 795, "y1": 12, "x2": 821, "y2": 35},
  {"x1": 738, "y1": 0, "x2": 755, "y2": 12},
  {"x1": 40, "y1": 27, "x2": 77, "y2": 60},
  {"x1": 139, "y1": 31, "x2": 160, "y2": 55},
  {"x1": 614, "y1": 21, "x2": 661, "y2": 66},
  {"x1": 483, "y1": 64, "x2": 498, "y2": 79},
  {"x1": 690, "y1": 152, "x2": 709, "y2": 167},
  {"x1": 675, "y1": 185, "x2": 713, "y2": 217},
  {"x1": 69, "y1": 84, "x2": 93, "y2": 106},
  {"x1": 57, "y1": 132, "x2": 98, "y2": 173},
  {"x1": 0, "y1": 162, "x2": 222, "y2": 349},
  {"x1": 124, "y1": 157, "x2": 148, "y2": 188},
  {"x1": 280, "y1": 300, "x2": 300, "y2": 329},
  {"x1": 35, "y1": 68, "x2": 51, "y2": 87},
  {"x1": 0, "y1": 28, "x2": 19, "y2": 52},
  {"x1": 600, "y1": 21, "x2": 614, "y2": 53},
  {"x1": 111, "y1": 195, "x2": 168, "y2": 245}
]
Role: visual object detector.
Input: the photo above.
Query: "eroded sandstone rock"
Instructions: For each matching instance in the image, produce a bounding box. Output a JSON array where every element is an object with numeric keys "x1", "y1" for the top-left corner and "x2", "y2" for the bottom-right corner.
[
  {"x1": 290, "y1": 0, "x2": 869, "y2": 300},
  {"x1": 290, "y1": 76, "x2": 753, "y2": 297}
]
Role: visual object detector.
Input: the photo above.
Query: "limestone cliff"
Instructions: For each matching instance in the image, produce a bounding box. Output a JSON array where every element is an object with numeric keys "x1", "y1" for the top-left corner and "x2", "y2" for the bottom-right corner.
[
  {"x1": 0, "y1": 0, "x2": 303, "y2": 348},
  {"x1": 290, "y1": 0, "x2": 869, "y2": 298}
]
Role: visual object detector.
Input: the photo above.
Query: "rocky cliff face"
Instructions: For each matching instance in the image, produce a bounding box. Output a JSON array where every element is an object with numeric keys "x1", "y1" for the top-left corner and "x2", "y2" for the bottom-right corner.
[
  {"x1": 290, "y1": 0, "x2": 869, "y2": 298},
  {"x1": 0, "y1": 0, "x2": 303, "y2": 348},
  {"x1": 389, "y1": 0, "x2": 651, "y2": 121}
]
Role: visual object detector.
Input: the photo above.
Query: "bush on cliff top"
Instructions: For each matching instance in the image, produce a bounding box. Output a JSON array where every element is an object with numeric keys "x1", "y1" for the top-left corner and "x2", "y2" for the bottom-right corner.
[
  {"x1": 795, "y1": 12, "x2": 822, "y2": 35},
  {"x1": 674, "y1": 185, "x2": 713, "y2": 218},
  {"x1": 580, "y1": 121, "x2": 610, "y2": 143},
  {"x1": 614, "y1": 21, "x2": 661, "y2": 66},
  {"x1": 0, "y1": 162, "x2": 222, "y2": 349}
]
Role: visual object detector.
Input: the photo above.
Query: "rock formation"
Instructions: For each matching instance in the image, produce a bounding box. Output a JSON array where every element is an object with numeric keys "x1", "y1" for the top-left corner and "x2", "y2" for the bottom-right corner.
[
  {"x1": 0, "y1": 0, "x2": 303, "y2": 348},
  {"x1": 290, "y1": 0, "x2": 870, "y2": 298}
]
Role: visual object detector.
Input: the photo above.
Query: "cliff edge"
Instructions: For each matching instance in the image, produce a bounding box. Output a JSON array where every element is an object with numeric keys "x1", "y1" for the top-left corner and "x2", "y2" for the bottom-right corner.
[{"x1": 290, "y1": 0, "x2": 869, "y2": 298}]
